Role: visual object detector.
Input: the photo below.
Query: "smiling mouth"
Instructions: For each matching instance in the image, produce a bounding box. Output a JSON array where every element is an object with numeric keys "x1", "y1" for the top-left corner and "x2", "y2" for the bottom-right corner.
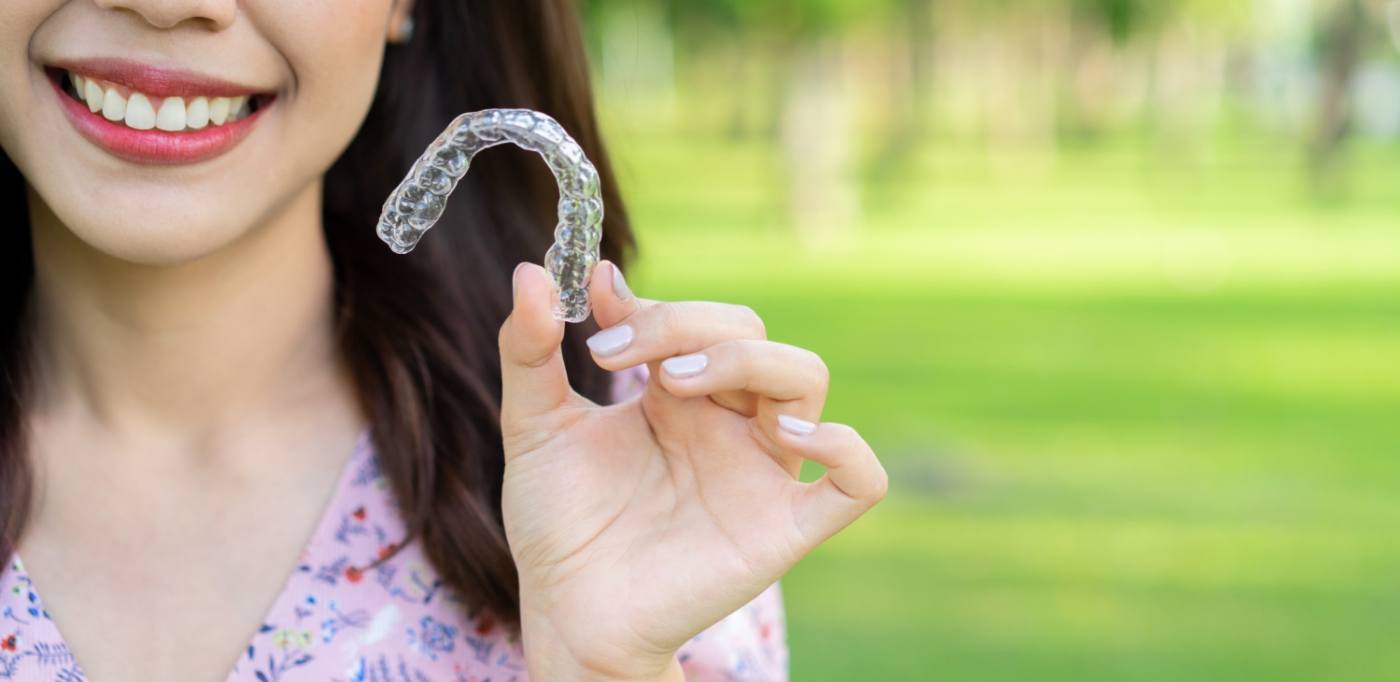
[
  {"x1": 47, "y1": 66, "x2": 274, "y2": 133},
  {"x1": 43, "y1": 59, "x2": 279, "y2": 165}
]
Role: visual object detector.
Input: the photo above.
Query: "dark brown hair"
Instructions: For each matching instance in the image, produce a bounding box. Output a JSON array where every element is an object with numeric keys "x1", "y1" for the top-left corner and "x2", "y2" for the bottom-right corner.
[{"x1": 0, "y1": 0, "x2": 633, "y2": 630}]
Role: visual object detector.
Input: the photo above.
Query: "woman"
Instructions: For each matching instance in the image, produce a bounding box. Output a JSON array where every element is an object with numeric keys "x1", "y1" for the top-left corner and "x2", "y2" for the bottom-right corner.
[{"x1": 0, "y1": 1, "x2": 887, "y2": 680}]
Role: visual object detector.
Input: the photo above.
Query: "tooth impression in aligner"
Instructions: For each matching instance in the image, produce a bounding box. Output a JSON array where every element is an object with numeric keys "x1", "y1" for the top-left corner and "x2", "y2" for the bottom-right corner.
[{"x1": 376, "y1": 108, "x2": 604, "y2": 324}]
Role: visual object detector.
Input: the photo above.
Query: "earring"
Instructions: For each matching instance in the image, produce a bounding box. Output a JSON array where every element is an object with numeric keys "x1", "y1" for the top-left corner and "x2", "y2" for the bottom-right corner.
[{"x1": 391, "y1": 16, "x2": 415, "y2": 44}]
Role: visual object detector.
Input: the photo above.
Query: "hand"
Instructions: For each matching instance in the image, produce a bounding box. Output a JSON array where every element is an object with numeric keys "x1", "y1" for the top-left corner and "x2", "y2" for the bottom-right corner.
[{"x1": 499, "y1": 261, "x2": 888, "y2": 680}]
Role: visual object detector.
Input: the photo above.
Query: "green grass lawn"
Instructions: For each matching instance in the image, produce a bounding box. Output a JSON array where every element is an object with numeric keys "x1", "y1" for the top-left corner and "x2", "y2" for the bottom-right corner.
[{"x1": 601, "y1": 118, "x2": 1400, "y2": 679}]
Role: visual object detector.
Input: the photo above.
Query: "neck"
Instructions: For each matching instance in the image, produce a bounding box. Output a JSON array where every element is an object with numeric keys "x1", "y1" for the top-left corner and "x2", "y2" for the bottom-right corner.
[{"x1": 25, "y1": 180, "x2": 357, "y2": 447}]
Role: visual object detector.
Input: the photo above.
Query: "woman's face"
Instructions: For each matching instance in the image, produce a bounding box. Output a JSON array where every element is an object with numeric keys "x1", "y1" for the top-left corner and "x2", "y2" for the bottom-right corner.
[{"x1": 0, "y1": 0, "x2": 402, "y2": 265}]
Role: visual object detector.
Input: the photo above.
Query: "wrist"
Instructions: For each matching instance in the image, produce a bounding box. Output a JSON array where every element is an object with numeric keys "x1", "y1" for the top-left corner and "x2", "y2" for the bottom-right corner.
[
  {"x1": 520, "y1": 602, "x2": 684, "y2": 681},
  {"x1": 523, "y1": 647, "x2": 683, "y2": 682}
]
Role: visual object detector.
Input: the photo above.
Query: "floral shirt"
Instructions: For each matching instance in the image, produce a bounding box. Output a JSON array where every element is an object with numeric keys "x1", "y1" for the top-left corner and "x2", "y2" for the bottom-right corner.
[{"x1": 0, "y1": 375, "x2": 788, "y2": 680}]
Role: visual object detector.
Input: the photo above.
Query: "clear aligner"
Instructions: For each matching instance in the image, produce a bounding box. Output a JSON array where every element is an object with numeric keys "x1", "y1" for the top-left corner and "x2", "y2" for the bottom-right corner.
[{"x1": 376, "y1": 109, "x2": 604, "y2": 323}]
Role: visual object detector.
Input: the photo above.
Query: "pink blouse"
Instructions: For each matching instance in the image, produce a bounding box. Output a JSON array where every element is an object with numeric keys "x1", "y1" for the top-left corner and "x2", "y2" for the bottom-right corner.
[{"x1": 0, "y1": 378, "x2": 789, "y2": 681}]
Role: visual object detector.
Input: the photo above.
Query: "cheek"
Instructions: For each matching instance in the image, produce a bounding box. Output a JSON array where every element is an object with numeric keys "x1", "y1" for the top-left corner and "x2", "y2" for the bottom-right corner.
[
  {"x1": 0, "y1": 1, "x2": 61, "y2": 58},
  {"x1": 262, "y1": 2, "x2": 391, "y2": 171},
  {"x1": 0, "y1": 1, "x2": 64, "y2": 150},
  {"x1": 218, "y1": 4, "x2": 393, "y2": 260}
]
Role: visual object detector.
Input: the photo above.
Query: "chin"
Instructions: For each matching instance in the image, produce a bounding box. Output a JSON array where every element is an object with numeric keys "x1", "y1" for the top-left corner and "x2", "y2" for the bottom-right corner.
[{"x1": 50, "y1": 198, "x2": 257, "y2": 267}]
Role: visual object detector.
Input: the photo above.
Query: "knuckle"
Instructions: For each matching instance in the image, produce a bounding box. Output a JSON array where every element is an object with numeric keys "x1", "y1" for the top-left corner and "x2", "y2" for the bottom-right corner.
[
  {"x1": 730, "y1": 340, "x2": 768, "y2": 393},
  {"x1": 519, "y1": 347, "x2": 558, "y2": 369},
  {"x1": 497, "y1": 319, "x2": 510, "y2": 350},
  {"x1": 867, "y1": 458, "x2": 890, "y2": 503},
  {"x1": 731, "y1": 303, "x2": 766, "y2": 339},
  {"x1": 828, "y1": 422, "x2": 861, "y2": 443},
  {"x1": 828, "y1": 423, "x2": 887, "y2": 502},
  {"x1": 801, "y1": 348, "x2": 830, "y2": 392},
  {"x1": 731, "y1": 338, "x2": 763, "y2": 370},
  {"x1": 643, "y1": 302, "x2": 682, "y2": 345}
]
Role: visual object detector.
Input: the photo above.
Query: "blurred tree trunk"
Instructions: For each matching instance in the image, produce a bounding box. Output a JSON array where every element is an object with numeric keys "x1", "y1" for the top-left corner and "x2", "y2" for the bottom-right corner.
[
  {"x1": 908, "y1": 0, "x2": 934, "y2": 124},
  {"x1": 869, "y1": 0, "x2": 935, "y2": 183},
  {"x1": 1308, "y1": 0, "x2": 1365, "y2": 193},
  {"x1": 781, "y1": 38, "x2": 859, "y2": 244}
]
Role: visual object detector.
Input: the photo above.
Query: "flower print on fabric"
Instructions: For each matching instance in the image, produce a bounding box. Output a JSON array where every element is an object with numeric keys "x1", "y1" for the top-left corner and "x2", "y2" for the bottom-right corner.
[
  {"x1": 0, "y1": 370, "x2": 788, "y2": 680},
  {"x1": 0, "y1": 558, "x2": 85, "y2": 681}
]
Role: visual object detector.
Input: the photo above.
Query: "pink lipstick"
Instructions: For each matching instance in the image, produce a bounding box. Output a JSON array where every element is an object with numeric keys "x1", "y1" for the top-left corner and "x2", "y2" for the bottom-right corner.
[{"x1": 46, "y1": 58, "x2": 277, "y2": 166}]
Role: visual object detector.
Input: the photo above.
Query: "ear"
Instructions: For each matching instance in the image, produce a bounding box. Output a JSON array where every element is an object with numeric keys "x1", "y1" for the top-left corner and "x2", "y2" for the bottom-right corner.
[{"x1": 387, "y1": 0, "x2": 417, "y2": 44}]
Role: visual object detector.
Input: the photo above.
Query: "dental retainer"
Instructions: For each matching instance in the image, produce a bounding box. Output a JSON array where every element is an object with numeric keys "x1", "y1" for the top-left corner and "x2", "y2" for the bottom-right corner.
[{"x1": 376, "y1": 109, "x2": 604, "y2": 323}]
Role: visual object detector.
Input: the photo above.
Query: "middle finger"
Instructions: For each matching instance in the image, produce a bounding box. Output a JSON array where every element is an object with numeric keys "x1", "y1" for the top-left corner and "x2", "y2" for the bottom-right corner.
[
  {"x1": 584, "y1": 300, "x2": 767, "y2": 372},
  {"x1": 655, "y1": 339, "x2": 829, "y2": 418}
]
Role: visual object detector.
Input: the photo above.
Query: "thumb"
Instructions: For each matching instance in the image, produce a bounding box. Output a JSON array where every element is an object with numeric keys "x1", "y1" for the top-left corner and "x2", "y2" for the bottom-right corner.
[{"x1": 499, "y1": 262, "x2": 571, "y2": 426}]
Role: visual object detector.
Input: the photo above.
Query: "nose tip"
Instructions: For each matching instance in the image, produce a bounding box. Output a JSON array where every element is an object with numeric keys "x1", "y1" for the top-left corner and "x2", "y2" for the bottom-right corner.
[{"x1": 93, "y1": 0, "x2": 237, "y2": 31}]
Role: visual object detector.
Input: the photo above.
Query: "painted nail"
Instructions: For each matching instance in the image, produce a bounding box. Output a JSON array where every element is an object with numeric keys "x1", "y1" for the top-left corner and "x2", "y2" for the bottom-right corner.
[
  {"x1": 661, "y1": 353, "x2": 708, "y2": 379},
  {"x1": 778, "y1": 415, "x2": 818, "y2": 436},
  {"x1": 586, "y1": 324, "x2": 634, "y2": 356},
  {"x1": 611, "y1": 263, "x2": 633, "y2": 301}
]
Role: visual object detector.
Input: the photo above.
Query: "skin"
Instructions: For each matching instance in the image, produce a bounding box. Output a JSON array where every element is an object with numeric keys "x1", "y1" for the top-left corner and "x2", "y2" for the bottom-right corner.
[
  {"x1": 2, "y1": 1, "x2": 409, "y2": 680},
  {"x1": 505, "y1": 263, "x2": 889, "y2": 680},
  {"x1": 1, "y1": 1, "x2": 887, "y2": 681}
]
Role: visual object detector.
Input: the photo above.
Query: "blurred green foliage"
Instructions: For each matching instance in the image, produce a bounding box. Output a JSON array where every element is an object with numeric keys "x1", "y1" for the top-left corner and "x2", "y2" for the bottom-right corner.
[
  {"x1": 604, "y1": 112, "x2": 1400, "y2": 682},
  {"x1": 588, "y1": 0, "x2": 905, "y2": 36},
  {"x1": 584, "y1": 1, "x2": 1400, "y2": 678}
]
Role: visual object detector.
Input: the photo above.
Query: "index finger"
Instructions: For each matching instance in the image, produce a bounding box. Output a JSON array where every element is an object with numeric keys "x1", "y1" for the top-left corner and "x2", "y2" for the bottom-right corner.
[{"x1": 589, "y1": 260, "x2": 645, "y2": 328}]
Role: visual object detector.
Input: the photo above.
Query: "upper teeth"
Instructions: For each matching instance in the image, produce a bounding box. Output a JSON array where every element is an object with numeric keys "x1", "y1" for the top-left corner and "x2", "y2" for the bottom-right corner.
[{"x1": 69, "y1": 71, "x2": 252, "y2": 132}]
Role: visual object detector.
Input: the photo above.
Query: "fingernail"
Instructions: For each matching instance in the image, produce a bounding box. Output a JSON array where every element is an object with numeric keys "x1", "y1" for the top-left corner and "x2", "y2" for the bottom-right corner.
[
  {"x1": 778, "y1": 415, "x2": 818, "y2": 436},
  {"x1": 512, "y1": 262, "x2": 527, "y2": 303},
  {"x1": 611, "y1": 263, "x2": 633, "y2": 301},
  {"x1": 661, "y1": 353, "x2": 708, "y2": 378},
  {"x1": 586, "y1": 324, "x2": 634, "y2": 356}
]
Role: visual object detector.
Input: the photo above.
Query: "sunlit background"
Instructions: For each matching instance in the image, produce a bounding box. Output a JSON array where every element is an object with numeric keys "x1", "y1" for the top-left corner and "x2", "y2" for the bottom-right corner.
[{"x1": 581, "y1": 0, "x2": 1400, "y2": 678}]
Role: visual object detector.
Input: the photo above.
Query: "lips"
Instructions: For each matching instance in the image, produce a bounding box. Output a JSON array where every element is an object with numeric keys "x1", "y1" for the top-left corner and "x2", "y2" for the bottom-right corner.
[{"x1": 45, "y1": 58, "x2": 278, "y2": 166}]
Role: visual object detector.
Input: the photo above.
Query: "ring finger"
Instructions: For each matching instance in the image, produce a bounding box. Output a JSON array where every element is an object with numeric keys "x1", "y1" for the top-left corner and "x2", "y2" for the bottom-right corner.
[{"x1": 657, "y1": 339, "x2": 830, "y2": 474}]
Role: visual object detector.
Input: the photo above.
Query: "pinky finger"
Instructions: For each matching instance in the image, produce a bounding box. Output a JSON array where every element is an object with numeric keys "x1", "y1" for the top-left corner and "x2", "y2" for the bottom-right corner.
[{"x1": 784, "y1": 421, "x2": 889, "y2": 545}]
